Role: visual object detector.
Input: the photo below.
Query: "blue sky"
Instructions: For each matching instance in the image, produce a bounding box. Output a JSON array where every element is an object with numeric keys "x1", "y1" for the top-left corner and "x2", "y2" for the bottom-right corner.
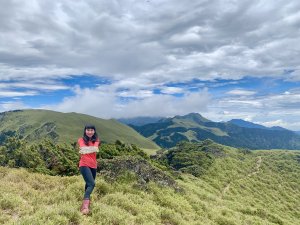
[{"x1": 1, "y1": 0, "x2": 300, "y2": 130}]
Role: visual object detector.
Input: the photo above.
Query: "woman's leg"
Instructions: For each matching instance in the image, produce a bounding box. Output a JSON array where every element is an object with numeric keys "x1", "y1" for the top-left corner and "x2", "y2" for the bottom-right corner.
[
  {"x1": 91, "y1": 167, "x2": 97, "y2": 180},
  {"x1": 80, "y1": 166, "x2": 96, "y2": 199},
  {"x1": 84, "y1": 169, "x2": 96, "y2": 191}
]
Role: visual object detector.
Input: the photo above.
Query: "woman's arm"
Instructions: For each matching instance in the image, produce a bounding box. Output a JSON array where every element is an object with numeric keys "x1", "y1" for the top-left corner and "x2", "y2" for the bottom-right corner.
[{"x1": 79, "y1": 146, "x2": 99, "y2": 154}]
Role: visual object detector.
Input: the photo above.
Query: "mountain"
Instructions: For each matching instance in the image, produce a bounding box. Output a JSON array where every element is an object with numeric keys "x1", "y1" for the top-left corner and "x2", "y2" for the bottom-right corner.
[
  {"x1": 229, "y1": 119, "x2": 288, "y2": 131},
  {"x1": 118, "y1": 116, "x2": 164, "y2": 126},
  {"x1": 0, "y1": 109, "x2": 159, "y2": 150},
  {"x1": 131, "y1": 113, "x2": 300, "y2": 149},
  {"x1": 229, "y1": 119, "x2": 267, "y2": 129}
]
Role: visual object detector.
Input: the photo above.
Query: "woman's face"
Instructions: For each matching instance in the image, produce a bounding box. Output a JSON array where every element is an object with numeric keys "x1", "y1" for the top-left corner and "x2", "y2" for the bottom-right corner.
[{"x1": 85, "y1": 128, "x2": 95, "y2": 138}]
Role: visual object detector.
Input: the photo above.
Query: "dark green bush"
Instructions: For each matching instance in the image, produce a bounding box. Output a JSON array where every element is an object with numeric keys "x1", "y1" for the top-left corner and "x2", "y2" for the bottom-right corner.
[{"x1": 155, "y1": 139, "x2": 223, "y2": 177}]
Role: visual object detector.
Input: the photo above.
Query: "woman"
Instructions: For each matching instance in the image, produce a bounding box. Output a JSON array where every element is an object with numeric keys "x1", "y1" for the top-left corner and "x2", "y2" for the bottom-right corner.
[{"x1": 78, "y1": 124, "x2": 100, "y2": 215}]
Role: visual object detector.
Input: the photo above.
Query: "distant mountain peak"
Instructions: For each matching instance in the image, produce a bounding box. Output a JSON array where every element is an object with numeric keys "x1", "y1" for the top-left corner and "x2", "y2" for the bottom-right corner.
[
  {"x1": 228, "y1": 119, "x2": 287, "y2": 131},
  {"x1": 228, "y1": 119, "x2": 266, "y2": 129}
]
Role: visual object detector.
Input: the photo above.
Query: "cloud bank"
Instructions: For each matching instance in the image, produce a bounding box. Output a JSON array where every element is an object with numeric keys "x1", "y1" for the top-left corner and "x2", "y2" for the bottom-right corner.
[{"x1": 1, "y1": 0, "x2": 300, "y2": 130}]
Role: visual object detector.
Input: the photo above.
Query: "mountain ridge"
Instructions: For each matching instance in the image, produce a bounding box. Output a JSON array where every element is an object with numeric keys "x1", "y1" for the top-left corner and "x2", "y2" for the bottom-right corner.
[
  {"x1": 0, "y1": 109, "x2": 159, "y2": 150},
  {"x1": 130, "y1": 113, "x2": 300, "y2": 149},
  {"x1": 117, "y1": 116, "x2": 163, "y2": 126},
  {"x1": 229, "y1": 119, "x2": 288, "y2": 131}
]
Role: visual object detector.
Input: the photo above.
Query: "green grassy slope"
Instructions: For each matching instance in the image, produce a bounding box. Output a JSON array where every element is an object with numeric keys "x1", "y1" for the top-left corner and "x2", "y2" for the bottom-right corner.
[
  {"x1": 1, "y1": 149, "x2": 299, "y2": 225},
  {"x1": 0, "y1": 109, "x2": 159, "y2": 150}
]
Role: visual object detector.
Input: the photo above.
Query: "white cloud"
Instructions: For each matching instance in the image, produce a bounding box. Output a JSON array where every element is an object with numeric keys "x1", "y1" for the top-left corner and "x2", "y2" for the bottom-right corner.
[
  {"x1": 0, "y1": 81, "x2": 68, "y2": 91},
  {"x1": 170, "y1": 26, "x2": 203, "y2": 44},
  {"x1": 160, "y1": 87, "x2": 184, "y2": 94},
  {"x1": 0, "y1": 64, "x2": 79, "y2": 81},
  {"x1": 118, "y1": 89, "x2": 154, "y2": 98},
  {"x1": 47, "y1": 85, "x2": 211, "y2": 119},
  {"x1": 226, "y1": 89, "x2": 256, "y2": 96},
  {"x1": 0, "y1": 90, "x2": 37, "y2": 97},
  {"x1": 0, "y1": 101, "x2": 29, "y2": 111},
  {"x1": 0, "y1": 0, "x2": 300, "y2": 83},
  {"x1": 261, "y1": 119, "x2": 285, "y2": 128},
  {"x1": 206, "y1": 90, "x2": 300, "y2": 130}
]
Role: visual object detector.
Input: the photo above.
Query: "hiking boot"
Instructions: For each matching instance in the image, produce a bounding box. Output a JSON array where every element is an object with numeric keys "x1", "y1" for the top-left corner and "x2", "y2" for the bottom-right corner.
[{"x1": 80, "y1": 199, "x2": 90, "y2": 215}]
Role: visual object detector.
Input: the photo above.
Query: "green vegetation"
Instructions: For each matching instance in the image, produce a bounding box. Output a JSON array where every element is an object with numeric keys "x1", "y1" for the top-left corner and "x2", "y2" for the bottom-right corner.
[
  {"x1": 0, "y1": 137, "x2": 79, "y2": 176},
  {"x1": 99, "y1": 140, "x2": 149, "y2": 160},
  {"x1": 0, "y1": 137, "x2": 152, "y2": 176},
  {"x1": 0, "y1": 137, "x2": 299, "y2": 224},
  {"x1": 0, "y1": 109, "x2": 159, "y2": 150},
  {"x1": 155, "y1": 140, "x2": 220, "y2": 177}
]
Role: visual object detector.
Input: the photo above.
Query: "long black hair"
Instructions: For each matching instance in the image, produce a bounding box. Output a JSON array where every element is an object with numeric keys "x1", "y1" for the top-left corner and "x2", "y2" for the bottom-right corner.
[{"x1": 83, "y1": 124, "x2": 98, "y2": 145}]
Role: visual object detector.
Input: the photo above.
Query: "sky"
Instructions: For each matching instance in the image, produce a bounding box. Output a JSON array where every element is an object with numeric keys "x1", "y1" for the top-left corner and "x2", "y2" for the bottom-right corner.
[{"x1": 1, "y1": 0, "x2": 300, "y2": 130}]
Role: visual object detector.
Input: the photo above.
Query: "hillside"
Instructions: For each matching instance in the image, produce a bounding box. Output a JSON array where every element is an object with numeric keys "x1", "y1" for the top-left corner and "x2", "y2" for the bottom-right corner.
[
  {"x1": 0, "y1": 147, "x2": 299, "y2": 224},
  {"x1": 131, "y1": 113, "x2": 300, "y2": 149},
  {"x1": 0, "y1": 109, "x2": 159, "y2": 150}
]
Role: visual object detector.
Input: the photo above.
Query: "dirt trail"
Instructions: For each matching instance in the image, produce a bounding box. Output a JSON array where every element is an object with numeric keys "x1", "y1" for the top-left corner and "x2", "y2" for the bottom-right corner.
[
  {"x1": 221, "y1": 156, "x2": 262, "y2": 199},
  {"x1": 248, "y1": 156, "x2": 262, "y2": 177}
]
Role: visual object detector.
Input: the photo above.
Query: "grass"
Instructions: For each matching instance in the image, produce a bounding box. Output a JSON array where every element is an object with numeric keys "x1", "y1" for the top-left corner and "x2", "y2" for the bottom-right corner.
[
  {"x1": 170, "y1": 119, "x2": 227, "y2": 137},
  {"x1": 0, "y1": 109, "x2": 159, "y2": 150},
  {"x1": 0, "y1": 149, "x2": 299, "y2": 225},
  {"x1": 140, "y1": 148, "x2": 160, "y2": 156}
]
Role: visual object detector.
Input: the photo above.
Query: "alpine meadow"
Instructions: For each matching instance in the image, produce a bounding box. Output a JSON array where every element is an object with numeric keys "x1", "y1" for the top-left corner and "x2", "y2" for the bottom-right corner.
[{"x1": 0, "y1": 110, "x2": 300, "y2": 224}]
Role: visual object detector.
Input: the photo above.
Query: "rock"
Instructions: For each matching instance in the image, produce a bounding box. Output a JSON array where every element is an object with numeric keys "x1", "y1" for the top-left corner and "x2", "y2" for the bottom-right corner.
[{"x1": 98, "y1": 156, "x2": 181, "y2": 191}]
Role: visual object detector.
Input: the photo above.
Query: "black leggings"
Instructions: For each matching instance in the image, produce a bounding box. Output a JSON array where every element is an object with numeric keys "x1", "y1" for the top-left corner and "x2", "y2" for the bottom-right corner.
[{"x1": 79, "y1": 166, "x2": 97, "y2": 200}]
